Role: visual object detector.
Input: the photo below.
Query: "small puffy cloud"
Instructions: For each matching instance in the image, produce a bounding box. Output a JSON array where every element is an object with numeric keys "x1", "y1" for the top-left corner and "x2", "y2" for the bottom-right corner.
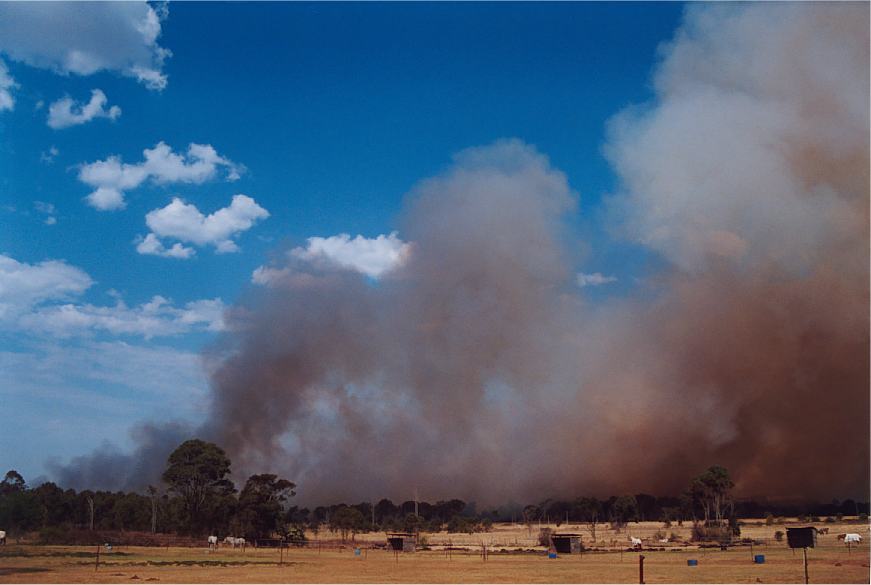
[
  {"x1": 576, "y1": 272, "x2": 618, "y2": 287},
  {"x1": 0, "y1": 59, "x2": 16, "y2": 111},
  {"x1": 135, "y1": 233, "x2": 195, "y2": 259},
  {"x1": 19, "y1": 295, "x2": 226, "y2": 339},
  {"x1": 48, "y1": 89, "x2": 121, "y2": 129},
  {"x1": 139, "y1": 195, "x2": 269, "y2": 256},
  {"x1": 40, "y1": 146, "x2": 59, "y2": 164},
  {"x1": 0, "y1": 2, "x2": 170, "y2": 90},
  {"x1": 34, "y1": 201, "x2": 58, "y2": 225},
  {"x1": 79, "y1": 142, "x2": 241, "y2": 211},
  {"x1": 290, "y1": 232, "x2": 410, "y2": 278},
  {"x1": 0, "y1": 254, "x2": 93, "y2": 320}
]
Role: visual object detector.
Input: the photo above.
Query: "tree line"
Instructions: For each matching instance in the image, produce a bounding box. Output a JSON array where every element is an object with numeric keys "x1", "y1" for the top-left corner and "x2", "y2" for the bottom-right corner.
[{"x1": 1, "y1": 440, "x2": 868, "y2": 543}]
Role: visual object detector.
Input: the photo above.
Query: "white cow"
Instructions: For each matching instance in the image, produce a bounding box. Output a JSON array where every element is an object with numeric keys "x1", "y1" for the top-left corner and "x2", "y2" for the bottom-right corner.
[
  {"x1": 844, "y1": 533, "x2": 862, "y2": 544},
  {"x1": 629, "y1": 536, "x2": 642, "y2": 548},
  {"x1": 0, "y1": 530, "x2": 6, "y2": 545},
  {"x1": 207, "y1": 535, "x2": 218, "y2": 550}
]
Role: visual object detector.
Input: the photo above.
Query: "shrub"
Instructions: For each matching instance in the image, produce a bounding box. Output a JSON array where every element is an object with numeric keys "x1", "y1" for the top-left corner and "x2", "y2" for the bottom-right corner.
[
  {"x1": 764, "y1": 513, "x2": 774, "y2": 526},
  {"x1": 692, "y1": 524, "x2": 732, "y2": 544},
  {"x1": 447, "y1": 516, "x2": 475, "y2": 534},
  {"x1": 653, "y1": 530, "x2": 666, "y2": 541},
  {"x1": 859, "y1": 513, "x2": 868, "y2": 522},
  {"x1": 669, "y1": 532, "x2": 681, "y2": 542},
  {"x1": 39, "y1": 526, "x2": 69, "y2": 544},
  {"x1": 284, "y1": 524, "x2": 307, "y2": 545},
  {"x1": 810, "y1": 516, "x2": 820, "y2": 522},
  {"x1": 824, "y1": 517, "x2": 835, "y2": 523},
  {"x1": 774, "y1": 531, "x2": 784, "y2": 542}
]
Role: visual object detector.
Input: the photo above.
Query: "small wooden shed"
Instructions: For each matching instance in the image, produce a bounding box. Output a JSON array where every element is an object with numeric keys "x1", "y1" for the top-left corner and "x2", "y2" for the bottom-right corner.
[
  {"x1": 551, "y1": 533, "x2": 584, "y2": 554},
  {"x1": 387, "y1": 532, "x2": 416, "y2": 552}
]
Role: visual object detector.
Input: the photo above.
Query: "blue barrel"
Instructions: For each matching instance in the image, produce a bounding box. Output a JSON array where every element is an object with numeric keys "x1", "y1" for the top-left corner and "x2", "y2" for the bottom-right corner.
[
  {"x1": 687, "y1": 559, "x2": 698, "y2": 566},
  {"x1": 354, "y1": 548, "x2": 361, "y2": 556},
  {"x1": 548, "y1": 552, "x2": 558, "y2": 559},
  {"x1": 754, "y1": 554, "x2": 765, "y2": 564}
]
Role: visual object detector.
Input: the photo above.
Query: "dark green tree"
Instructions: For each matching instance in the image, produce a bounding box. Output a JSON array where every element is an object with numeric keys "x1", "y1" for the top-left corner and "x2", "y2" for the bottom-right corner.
[
  {"x1": 691, "y1": 466, "x2": 734, "y2": 525},
  {"x1": 329, "y1": 505, "x2": 366, "y2": 542},
  {"x1": 237, "y1": 473, "x2": 296, "y2": 539},
  {"x1": 575, "y1": 497, "x2": 603, "y2": 542},
  {"x1": 611, "y1": 495, "x2": 639, "y2": 526},
  {"x1": 0, "y1": 472, "x2": 41, "y2": 538},
  {"x1": 162, "y1": 439, "x2": 234, "y2": 534},
  {"x1": 1, "y1": 470, "x2": 26, "y2": 495}
]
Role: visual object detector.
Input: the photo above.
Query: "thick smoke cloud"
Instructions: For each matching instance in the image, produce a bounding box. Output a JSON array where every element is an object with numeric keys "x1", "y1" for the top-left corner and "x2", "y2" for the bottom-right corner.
[
  {"x1": 52, "y1": 3, "x2": 868, "y2": 504},
  {"x1": 47, "y1": 422, "x2": 192, "y2": 492}
]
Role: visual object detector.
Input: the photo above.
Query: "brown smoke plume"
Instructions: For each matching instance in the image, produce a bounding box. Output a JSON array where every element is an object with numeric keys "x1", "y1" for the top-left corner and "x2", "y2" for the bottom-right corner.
[
  {"x1": 52, "y1": 3, "x2": 869, "y2": 504},
  {"x1": 200, "y1": 2, "x2": 869, "y2": 504}
]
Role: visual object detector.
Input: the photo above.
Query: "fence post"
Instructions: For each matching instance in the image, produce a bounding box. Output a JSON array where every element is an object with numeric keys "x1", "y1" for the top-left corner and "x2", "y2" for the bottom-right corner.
[
  {"x1": 803, "y1": 547, "x2": 809, "y2": 584},
  {"x1": 639, "y1": 554, "x2": 645, "y2": 584}
]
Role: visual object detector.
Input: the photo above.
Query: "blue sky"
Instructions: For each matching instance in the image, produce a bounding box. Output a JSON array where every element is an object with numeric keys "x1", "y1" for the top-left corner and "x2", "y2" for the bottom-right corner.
[{"x1": 0, "y1": 2, "x2": 685, "y2": 483}]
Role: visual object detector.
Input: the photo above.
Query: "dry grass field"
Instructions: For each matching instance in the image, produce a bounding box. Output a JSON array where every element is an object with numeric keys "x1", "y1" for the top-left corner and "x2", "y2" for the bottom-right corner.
[{"x1": 1, "y1": 521, "x2": 868, "y2": 583}]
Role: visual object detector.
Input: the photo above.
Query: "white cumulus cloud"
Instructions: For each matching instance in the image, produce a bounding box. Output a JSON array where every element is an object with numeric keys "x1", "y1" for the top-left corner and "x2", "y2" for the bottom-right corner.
[
  {"x1": 48, "y1": 89, "x2": 121, "y2": 129},
  {"x1": 0, "y1": 1, "x2": 170, "y2": 91},
  {"x1": 135, "y1": 233, "x2": 195, "y2": 259},
  {"x1": 0, "y1": 254, "x2": 93, "y2": 320},
  {"x1": 79, "y1": 142, "x2": 241, "y2": 211},
  {"x1": 291, "y1": 232, "x2": 411, "y2": 278},
  {"x1": 0, "y1": 59, "x2": 16, "y2": 111},
  {"x1": 19, "y1": 296, "x2": 226, "y2": 339},
  {"x1": 576, "y1": 272, "x2": 618, "y2": 287},
  {"x1": 0, "y1": 253, "x2": 225, "y2": 338},
  {"x1": 139, "y1": 195, "x2": 269, "y2": 256}
]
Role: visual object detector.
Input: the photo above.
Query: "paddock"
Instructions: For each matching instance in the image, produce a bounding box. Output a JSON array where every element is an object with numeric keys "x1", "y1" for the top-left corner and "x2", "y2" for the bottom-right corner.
[
  {"x1": 0, "y1": 536, "x2": 868, "y2": 584},
  {"x1": 2, "y1": 519, "x2": 869, "y2": 583}
]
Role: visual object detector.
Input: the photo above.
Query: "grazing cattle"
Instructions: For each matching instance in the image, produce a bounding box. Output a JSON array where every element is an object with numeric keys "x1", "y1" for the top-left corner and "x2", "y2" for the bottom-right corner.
[
  {"x1": 223, "y1": 536, "x2": 236, "y2": 546},
  {"x1": 816, "y1": 527, "x2": 829, "y2": 535},
  {"x1": 843, "y1": 533, "x2": 862, "y2": 544},
  {"x1": 629, "y1": 536, "x2": 642, "y2": 548},
  {"x1": 208, "y1": 535, "x2": 218, "y2": 550},
  {"x1": 658, "y1": 538, "x2": 669, "y2": 544},
  {"x1": 0, "y1": 530, "x2": 6, "y2": 545}
]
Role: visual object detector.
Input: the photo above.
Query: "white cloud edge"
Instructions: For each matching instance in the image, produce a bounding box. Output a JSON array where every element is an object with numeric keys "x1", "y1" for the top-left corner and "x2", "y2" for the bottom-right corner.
[
  {"x1": 47, "y1": 89, "x2": 121, "y2": 129},
  {"x1": 576, "y1": 272, "x2": 618, "y2": 287},
  {"x1": 252, "y1": 231, "x2": 411, "y2": 284},
  {"x1": 138, "y1": 194, "x2": 269, "y2": 258},
  {"x1": 0, "y1": 253, "x2": 224, "y2": 338},
  {"x1": 79, "y1": 142, "x2": 242, "y2": 211}
]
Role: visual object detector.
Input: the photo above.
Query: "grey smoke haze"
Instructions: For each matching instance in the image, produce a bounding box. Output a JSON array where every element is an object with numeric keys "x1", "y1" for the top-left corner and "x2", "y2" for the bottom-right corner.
[
  {"x1": 47, "y1": 421, "x2": 193, "y2": 492},
  {"x1": 52, "y1": 3, "x2": 869, "y2": 504}
]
